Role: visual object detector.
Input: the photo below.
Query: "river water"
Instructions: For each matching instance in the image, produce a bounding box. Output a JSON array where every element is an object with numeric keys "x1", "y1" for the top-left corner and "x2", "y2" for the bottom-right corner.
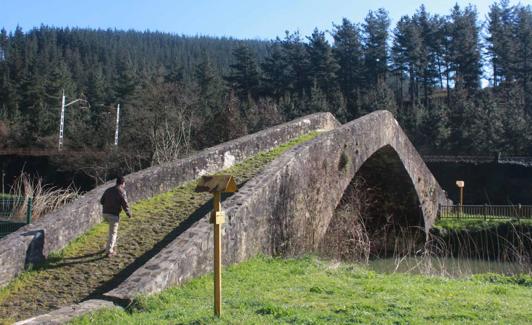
[{"x1": 368, "y1": 256, "x2": 531, "y2": 277}]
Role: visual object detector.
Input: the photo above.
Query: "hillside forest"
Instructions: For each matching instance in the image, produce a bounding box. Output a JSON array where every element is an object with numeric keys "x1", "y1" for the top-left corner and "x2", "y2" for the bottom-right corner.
[{"x1": 1, "y1": 1, "x2": 531, "y2": 183}]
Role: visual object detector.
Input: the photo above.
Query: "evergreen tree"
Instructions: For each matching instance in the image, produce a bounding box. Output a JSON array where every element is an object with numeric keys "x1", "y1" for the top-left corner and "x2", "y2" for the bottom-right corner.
[
  {"x1": 280, "y1": 31, "x2": 311, "y2": 97},
  {"x1": 392, "y1": 15, "x2": 422, "y2": 109},
  {"x1": 332, "y1": 18, "x2": 365, "y2": 118},
  {"x1": 447, "y1": 4, "x2": 482, "y2": 93},
  {"x1": 195, "y1": 52, "x2": 222, "y2": 116},
  {"x1": 225, "y1": 45, "x2": 260, "y2": 99},
  {"x1": 413, "y1": 5, "x2": 441, "y2": 105},
  {"x1": 419, "y1": 103, "x2": 450, "y2": 152},
  {"x1": 514, "y1": 6, "x2": 532, "y2": 112},
  {"x1": 113, "y1": 54, "x2": 138, "y2": 103},
  {"x1": 487, "y1": 0, "x2": 514, "y2": 86},
  {"x1": 363, "y1": 9, "x2": 391, "y2": 86},
  {"x1": 261, "y1": 42, "x2": 291, "y2": 100},
  {"x1": 306, "y1": 28, "x2": 339, "y2": 94}
]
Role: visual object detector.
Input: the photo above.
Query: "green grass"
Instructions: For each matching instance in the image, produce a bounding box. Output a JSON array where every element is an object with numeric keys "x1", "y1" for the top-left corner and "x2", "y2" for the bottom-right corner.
[
  {"x1": 0, "y1": 132, "x2": 319, "y2": 324},
  {"x1": 71, "y1": 256, "x2": 532, "y2": 325},
  {"x1": 435, "y1": 217, "x2": 532, "y2": 232}
]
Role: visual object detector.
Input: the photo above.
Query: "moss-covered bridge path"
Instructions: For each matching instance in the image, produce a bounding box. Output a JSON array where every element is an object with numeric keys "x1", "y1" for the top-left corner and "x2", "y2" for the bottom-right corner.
[{"x1": 0, "y1": 133, "x2": 318, "y2": 323}]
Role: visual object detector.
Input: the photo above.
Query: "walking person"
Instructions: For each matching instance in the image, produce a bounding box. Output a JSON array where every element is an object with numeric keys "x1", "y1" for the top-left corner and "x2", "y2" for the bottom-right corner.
[{"x1": 100, "y1": 176, "x2": 132, "y2": 257}]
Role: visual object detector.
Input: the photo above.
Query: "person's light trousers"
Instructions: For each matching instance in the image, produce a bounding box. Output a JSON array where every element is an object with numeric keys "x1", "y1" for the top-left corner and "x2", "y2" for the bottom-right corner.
[{"x1": 103, "y1": 213, "x2": 119, "y2": 253}]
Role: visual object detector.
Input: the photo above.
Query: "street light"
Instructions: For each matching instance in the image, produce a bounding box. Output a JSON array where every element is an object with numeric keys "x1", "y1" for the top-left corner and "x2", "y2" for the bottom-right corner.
[
  {"x1": 456, "y1": 180, "x2": 465, "y2": 215},
  {"x1": 58, "y1": 89, "x2": 89, "y2": 150}
]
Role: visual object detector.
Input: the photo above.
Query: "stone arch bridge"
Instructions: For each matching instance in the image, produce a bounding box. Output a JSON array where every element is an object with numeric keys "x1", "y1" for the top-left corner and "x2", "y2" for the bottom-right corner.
[{"x1": 108, "y1": 110, "x2": 448, "y2": 300}]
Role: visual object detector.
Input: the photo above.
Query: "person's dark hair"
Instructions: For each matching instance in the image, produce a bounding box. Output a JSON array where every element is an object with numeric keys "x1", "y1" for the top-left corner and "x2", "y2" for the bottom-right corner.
[{"x1": 116, "y1": 176, "x2": 125, "y2": 185}]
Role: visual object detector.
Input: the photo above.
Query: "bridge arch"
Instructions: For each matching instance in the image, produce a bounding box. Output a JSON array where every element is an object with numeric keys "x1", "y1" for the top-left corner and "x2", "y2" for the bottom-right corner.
[
  {"x1": 261, "y1": 110, "x2": 449, "y2": 255},
  {"x1": 322, "y1": 144, "x2": 425, "y2": 258}
]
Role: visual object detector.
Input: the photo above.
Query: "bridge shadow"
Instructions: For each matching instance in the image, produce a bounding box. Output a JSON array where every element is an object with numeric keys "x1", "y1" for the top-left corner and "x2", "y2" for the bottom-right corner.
[{"x1": 85, "y1": 189, "x2": 238, "y2": 302}]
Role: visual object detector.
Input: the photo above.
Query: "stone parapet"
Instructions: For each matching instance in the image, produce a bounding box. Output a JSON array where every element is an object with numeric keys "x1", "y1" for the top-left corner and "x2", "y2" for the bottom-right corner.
[{"x1": 0, "y1": 113, "x2": 339, "y2": 288}]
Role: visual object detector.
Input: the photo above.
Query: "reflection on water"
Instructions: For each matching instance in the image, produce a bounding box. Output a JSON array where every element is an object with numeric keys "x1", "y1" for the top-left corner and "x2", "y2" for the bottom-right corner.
[{"x1": 368, "y1": 257, "x2": 531, "y2": 277}]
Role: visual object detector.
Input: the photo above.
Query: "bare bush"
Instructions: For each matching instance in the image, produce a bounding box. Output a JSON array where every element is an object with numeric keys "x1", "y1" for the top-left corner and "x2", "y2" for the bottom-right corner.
[
  {"x1": 144, "y1": 77, "x2": 195, "y2": 166},
  {"x1": 9, "y1": 173, "x2": 79, "y2": 221},
  {"x1": 150, "y1": 110, "x2": 193, "y2": 165},
  {"x1": 320, "y1": 178, "x2": 374, "y2": 263}
]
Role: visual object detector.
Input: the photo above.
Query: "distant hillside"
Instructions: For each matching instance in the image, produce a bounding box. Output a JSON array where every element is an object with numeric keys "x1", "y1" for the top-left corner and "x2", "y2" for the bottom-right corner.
[{"x1": 0, "y1": 26, "x2": 269, "y2": 95}]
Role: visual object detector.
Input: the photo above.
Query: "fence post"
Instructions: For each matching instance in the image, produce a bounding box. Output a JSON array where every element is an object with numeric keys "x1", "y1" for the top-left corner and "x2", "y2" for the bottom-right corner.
[
  {"x1": 483, "y1": 204, "x2": 487, "y2": 221},
  {"x1": 26, "y1": 197, "x2": 33, "y2": 224}
]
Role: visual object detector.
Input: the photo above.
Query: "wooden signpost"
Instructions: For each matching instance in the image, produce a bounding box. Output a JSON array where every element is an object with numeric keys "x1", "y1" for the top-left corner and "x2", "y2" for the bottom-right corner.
[{"x1": 195, "y1": 175, "x2": 237, "y2": 317}]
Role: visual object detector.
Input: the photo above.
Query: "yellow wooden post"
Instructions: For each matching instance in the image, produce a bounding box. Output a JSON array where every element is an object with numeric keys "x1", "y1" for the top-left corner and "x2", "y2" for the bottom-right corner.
[{"x1": 195, "y1": 175, "x2": 237, "y2": 318}]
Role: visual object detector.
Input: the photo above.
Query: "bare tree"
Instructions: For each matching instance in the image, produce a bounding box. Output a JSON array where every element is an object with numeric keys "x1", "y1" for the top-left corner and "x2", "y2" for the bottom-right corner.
[{"x1": 150, "y1": 103, "x2": 193, "y2": 165}]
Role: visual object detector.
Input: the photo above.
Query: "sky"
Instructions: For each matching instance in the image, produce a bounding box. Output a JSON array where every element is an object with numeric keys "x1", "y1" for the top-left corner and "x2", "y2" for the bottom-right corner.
[{"x1": 1, "y1": 0, "x2": 530, "y2": 39}]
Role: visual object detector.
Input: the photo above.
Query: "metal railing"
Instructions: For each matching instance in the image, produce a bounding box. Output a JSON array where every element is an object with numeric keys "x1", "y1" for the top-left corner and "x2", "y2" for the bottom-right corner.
[
  {"x1": 423, "y1": 155, "x2": 532, "y2": 167},
  {"x1": 0, "y1": 196, "x2": 33, "y2": 238},
  {"x1": 439, "y1": 204, "x2": 532, "y2": 220}
]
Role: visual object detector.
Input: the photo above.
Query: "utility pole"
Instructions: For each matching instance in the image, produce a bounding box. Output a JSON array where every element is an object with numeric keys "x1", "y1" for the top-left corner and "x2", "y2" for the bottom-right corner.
[
  {"x1": 59, "y1": 90, "x2": 66, "y2": 150},
  {"x1": 114, "y1": 104, "x2": 120, "y2": 146},
  {"x1": 58, "y1": 89, "x2": 88, "y2": 150}
]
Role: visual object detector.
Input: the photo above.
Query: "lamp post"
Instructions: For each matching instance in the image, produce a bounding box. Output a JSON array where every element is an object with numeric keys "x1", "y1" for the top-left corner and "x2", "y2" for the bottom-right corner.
[{"x1": 456, "y1": 180, "x2": 465, "y2": 216}]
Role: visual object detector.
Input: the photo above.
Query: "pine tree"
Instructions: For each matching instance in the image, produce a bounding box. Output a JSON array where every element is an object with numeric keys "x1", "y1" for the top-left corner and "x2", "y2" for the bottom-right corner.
[
  {"x1": 419, "y1": 103, "x2": 450, "y2": 152},
  {"x1": 306, "y1": 28, "x2": 339, "y2": 94},
  {"x1": 487, "y1": 0, "x2": 518, "y2": 86},
  {"x1": 261, "y1": 42, "x2": 291, "y2": 100},
  {"x1": 514, "y1": 6, "x2": 532, "y2": 112},
  {"x1": 392, "y1": 15, "x2": 422, "y2": 110},
  {"x1": 363, "y1": 9, "x2": 391, "y2": 86},
  {"x1": 113, "y1": 54, "x2": 138, "y2": 103},
  {"x1": 195, "y1": 52, "x2": 222, "y2": 117},
  {"x1": 332, "y1": 18, "x2": 365, "y2": 118},
  {"x1": 413, "y1": 5, "x2": 441, "y2": 105},
  {"x1": 280, "y1": 31, "x2": 311, "y2": 98},
  {"x1": 447, "y1": 4, "x2": 482, "y2": 93},
  {"x1": 225, "y1": 45, "x2": 260, "y2": 99}
]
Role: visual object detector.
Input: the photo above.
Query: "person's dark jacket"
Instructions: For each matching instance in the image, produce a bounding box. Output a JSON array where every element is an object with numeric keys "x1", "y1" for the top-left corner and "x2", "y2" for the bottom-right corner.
[{"x1": 100, "y1": 185, "x2": 131, "y2": 217}]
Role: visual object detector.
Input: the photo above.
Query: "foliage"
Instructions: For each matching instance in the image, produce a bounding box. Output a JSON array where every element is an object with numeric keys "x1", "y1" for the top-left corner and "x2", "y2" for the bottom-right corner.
[
  {"x1": 435, "y1": 217, "x2": 532, "y2": 232},
  {"x1": 2, "y1": 2, "x2": 532, "y2": 186}
]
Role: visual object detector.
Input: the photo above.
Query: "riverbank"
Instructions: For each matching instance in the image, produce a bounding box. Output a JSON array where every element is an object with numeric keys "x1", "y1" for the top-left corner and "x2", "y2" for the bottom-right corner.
[{"x1": 71, "y1": 256, "x2": 532, "y2": 324}]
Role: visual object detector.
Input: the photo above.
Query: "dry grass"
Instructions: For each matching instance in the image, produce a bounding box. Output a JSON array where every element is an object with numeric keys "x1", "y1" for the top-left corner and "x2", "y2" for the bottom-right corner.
[
  {"x1": 320, "y1": 178, "x2": 372, "y2": 263},
  {"x1": 8, "y1": 173, "x2": 79, "y2": 222},
  {"x1": 321, "y1": 176, "x2": 531, "y2": 277}
]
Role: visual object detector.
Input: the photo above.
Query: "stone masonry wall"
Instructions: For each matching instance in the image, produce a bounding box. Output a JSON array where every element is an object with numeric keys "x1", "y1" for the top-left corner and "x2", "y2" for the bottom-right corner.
[
  {"x1": 107, "y1": 110, "x2": 449, "y2": 300},
  {"x1": 0, "y1": 113, "x2": 339, "y2": 288}
]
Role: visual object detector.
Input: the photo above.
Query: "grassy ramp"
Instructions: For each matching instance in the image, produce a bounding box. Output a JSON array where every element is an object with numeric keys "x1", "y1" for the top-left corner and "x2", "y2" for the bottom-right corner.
[
  {"x1": 71, "y1": 256, "x2": 532, "y2": 324},
  {"x1": 0, "y1": 133, "x2": 318, "y2": 324}
]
